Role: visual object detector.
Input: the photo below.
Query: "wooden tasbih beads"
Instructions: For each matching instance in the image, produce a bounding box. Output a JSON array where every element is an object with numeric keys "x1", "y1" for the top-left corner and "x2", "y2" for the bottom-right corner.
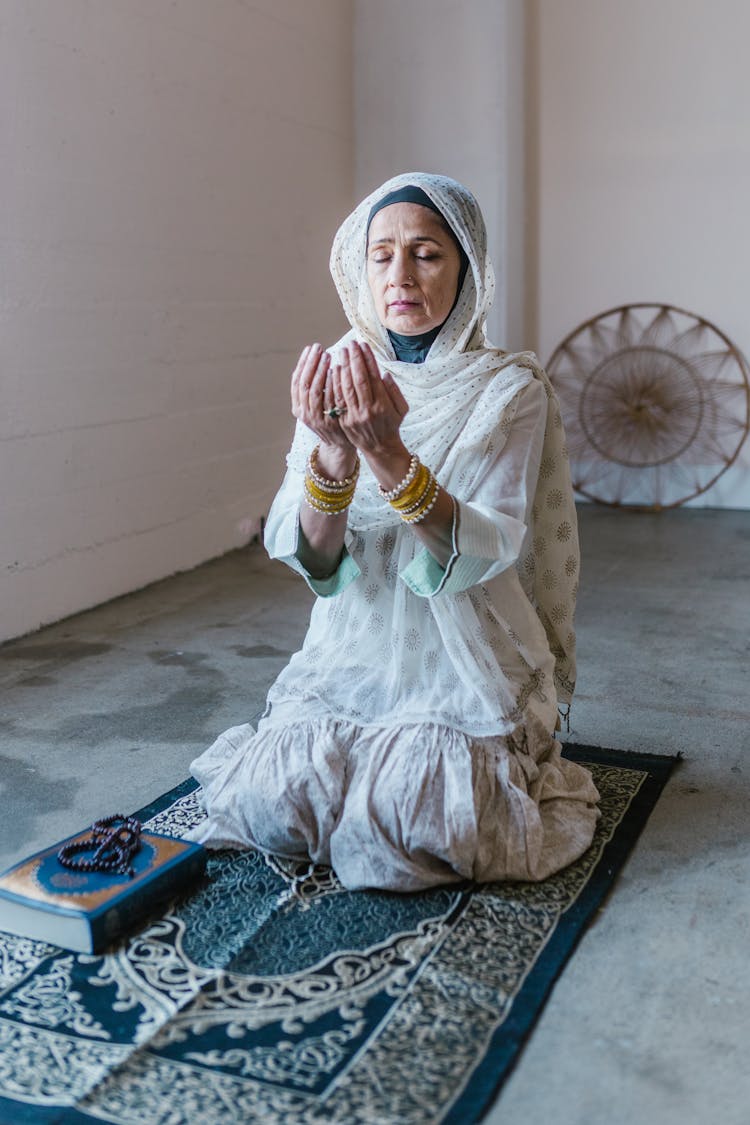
[{"x1": 57, "y1": 814, "x2": 143, "y2": 878}]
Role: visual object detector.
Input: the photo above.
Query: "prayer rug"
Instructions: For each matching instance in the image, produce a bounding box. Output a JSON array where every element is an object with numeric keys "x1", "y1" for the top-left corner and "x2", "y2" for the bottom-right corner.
[{"x1": 0, "y1": 744, "x2": 677, "y2": 1124}]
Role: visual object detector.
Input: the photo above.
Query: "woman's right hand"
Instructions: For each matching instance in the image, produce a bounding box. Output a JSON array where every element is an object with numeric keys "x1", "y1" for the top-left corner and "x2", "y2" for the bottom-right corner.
[{"x1": 291, "y1": 343, "x2": 357, "y2": 477}]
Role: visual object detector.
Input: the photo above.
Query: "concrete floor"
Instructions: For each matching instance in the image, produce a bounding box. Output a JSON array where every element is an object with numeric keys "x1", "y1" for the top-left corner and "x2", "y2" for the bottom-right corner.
[{"x1": 1, "y1": 505, "x2": 748, "y2": 1125}]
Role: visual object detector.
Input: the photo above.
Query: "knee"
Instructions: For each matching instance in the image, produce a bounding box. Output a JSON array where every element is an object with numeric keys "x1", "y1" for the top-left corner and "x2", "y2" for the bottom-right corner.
[{"x1": 238, "y1": 744, "x2": 344, "y2": 863}]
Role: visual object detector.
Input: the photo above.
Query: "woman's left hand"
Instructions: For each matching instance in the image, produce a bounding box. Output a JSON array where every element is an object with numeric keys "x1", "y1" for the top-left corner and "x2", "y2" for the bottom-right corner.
[
  {"x1": 330, "y1": 341, "x2": 409, "y2": 457},
  {"x1": 332, "y1": 339, "x2": 455, "y2": 562}
]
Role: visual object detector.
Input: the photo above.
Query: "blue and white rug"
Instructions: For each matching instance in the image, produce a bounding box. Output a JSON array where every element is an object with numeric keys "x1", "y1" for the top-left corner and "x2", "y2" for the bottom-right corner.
[{"x1": 0, "y1": 745, "x2": 676, "y2": 1124}]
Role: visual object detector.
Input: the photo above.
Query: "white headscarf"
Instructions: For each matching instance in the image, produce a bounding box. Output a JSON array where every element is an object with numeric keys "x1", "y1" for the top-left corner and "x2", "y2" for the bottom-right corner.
[{"x1": 287, "y1": 172, "x2": 579, "y2": 703}]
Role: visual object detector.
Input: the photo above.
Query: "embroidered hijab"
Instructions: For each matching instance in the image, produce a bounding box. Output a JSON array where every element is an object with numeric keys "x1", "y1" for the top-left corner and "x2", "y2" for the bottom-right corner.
[{"x1": 287, "y1": 172, "x2": 579, "y2": 703}]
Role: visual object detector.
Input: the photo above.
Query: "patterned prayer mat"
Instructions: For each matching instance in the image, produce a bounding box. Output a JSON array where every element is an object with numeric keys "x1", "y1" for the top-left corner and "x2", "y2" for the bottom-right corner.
[{"x1": 0, "y1": 745, "x2": 676, "y2": 1125}]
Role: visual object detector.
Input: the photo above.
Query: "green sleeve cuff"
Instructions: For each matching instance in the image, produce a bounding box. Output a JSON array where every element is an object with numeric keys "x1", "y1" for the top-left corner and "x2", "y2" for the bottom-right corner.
[
  {"x1": 398, "y1": 497, "x2": 460, "y2": 598},
  {"x1": 302, "y1": 547, "x2": 361, "y2": 598},
  {"x1": 399, "y1": 495, "x2": 531, "y2": 598},
  {"x1": 266, "y1": 502, "x2": 361, "y2": 598},
  {"x1": 399, "y1": 547, "x2": 451, "y2": 597}
]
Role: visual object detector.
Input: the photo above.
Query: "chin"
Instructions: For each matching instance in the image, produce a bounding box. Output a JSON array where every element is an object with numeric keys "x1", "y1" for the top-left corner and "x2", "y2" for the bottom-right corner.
[{"x1": 387, "y1": 315, "x2": 434, "y2": 335}]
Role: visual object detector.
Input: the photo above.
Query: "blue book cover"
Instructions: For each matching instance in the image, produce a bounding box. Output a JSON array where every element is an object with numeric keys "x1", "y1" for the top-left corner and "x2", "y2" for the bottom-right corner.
[{"x1": 0, "y1": 829, "x2": 207, "y2": 953}]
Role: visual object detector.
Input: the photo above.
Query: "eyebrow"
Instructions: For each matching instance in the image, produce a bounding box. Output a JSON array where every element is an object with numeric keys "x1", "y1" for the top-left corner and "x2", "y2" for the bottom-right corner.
[{"x1": 368, "y1": 235, "x2": 444, "y2": 248}]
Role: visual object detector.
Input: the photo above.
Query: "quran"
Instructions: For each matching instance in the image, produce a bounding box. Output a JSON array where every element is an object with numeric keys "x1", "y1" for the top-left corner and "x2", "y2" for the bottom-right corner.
[{"x1": 0, "y1": 827, "x2": 206, "y2": 953}]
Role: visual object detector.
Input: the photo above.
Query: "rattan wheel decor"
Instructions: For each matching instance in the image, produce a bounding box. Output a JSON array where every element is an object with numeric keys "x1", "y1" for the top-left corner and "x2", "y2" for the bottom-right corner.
[{"x1": 546, "y1": 303, "x2": 750, "y2": 509}]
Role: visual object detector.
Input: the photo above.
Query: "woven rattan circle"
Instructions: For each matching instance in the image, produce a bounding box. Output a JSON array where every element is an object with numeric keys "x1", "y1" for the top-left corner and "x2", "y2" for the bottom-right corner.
[{"x1": 546, "y1": 303, "x2": 750, "y2": 509}]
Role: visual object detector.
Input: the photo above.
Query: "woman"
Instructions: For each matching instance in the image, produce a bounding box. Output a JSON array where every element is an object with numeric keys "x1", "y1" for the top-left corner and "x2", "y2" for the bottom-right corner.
[{"x1": 188, "y1": 173, "x2": 599, "y2": 891}]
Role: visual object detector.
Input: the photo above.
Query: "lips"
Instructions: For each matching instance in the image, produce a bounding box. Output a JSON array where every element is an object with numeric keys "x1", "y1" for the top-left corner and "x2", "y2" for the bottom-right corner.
[{"x1": 388, "y1": 300, "x2": 420, "y2": 310}]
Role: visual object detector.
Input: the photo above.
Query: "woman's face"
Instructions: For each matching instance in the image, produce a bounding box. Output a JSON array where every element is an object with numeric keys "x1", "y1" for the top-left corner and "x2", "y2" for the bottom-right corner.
[{"x1": 366, "y1": 202, "x2": 462, "y2": 335}]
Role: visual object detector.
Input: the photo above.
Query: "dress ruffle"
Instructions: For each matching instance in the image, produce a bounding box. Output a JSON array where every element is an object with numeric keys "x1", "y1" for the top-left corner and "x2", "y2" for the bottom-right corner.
[{"x1": 187, "y1": 714, "x2": 600, "y2": 892}]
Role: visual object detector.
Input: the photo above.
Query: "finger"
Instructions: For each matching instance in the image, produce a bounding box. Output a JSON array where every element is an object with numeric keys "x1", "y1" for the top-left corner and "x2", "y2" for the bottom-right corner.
[
  {"x1": 339, "y1": 350, "x2": 357, "y2": 411},
  {"x1": 308, "y1": 352, "x2": 330, "y2": 416},
  {"x1": 381, "y1": 369, "x2": 410, "y2": 417},
  {"x1": 358, "y1": 341, "x2": 398, "y2": 412},
  {"x1": 299, "y1": 342, "x2": 323, "y2": 396},
  {"x1": 347, "y1": 341, "x2": 373, "y2": 408},
  {"x1": 322, "y1": 370, "x2": 337, "y2": 415},
  {"x1": 300, "y1": 341, "x2": 320, "y2": 375},
  {"x1": 359, "y1": 340, "x2": 382, "y2": 382},
  {"x1": 291, "y1": 344, "x2": 311, "y2": 410},
  {"x1": 292, "y1": 344, "x2": 311, "y2": 378},
  {"x1": 331, "y1": 363, "x2": 344, "y2": 415}
]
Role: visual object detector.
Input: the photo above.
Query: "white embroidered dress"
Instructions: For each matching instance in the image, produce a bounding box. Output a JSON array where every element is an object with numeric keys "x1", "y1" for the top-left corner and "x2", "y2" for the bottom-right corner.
[{"x1": 188, "y1": 174, "x2": 599, "y2": 891}]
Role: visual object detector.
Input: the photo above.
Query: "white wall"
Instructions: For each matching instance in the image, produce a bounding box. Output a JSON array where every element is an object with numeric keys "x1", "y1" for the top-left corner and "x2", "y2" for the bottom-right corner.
[
  {"x1": 354, "y1": 0, "x2": 528, "y2": 351},
  {"x1": 0, "y1": 0, "x2": 352, "y2": 643},
  {"x1": 4, "y1": 1, "x2": 748, "y2": 644},
  {"x1": 534, "y1": 0, "x2": 750, "y2": 507}
]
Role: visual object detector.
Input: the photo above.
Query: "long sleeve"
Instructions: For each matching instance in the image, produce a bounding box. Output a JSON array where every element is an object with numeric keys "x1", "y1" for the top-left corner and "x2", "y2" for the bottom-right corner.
[
  {"x1": 399, "y1": 378, "x2": 547, "y2": 597},
  {"x1": 264, "y1": 471, "x2": 361, "y2": 598}
]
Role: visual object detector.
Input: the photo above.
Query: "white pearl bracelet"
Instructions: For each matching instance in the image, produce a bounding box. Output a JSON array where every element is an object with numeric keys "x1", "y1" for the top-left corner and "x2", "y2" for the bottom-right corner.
[
  {"x1": 378, "y1": 452, "x2": 420, "y2": 502},
  {"x1": 401, "y1": 478, "x2": 440, "y2": 524}
]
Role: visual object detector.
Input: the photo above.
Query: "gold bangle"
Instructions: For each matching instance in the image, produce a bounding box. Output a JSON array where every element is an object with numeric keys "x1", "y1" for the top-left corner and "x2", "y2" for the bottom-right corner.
[
  {"x1": 304, "y1": 476, "x2": 354, "y2": 505},
  {"x1": 401, "y1": 474, "x2": 440, "y2": 523},
  {"x1": 303, "y1": 482, "x2": 352, "y2": 515},
  {"x1": 401, "y1": 470, "x2": 436, "y2": 516},
  {"x1": 305, "y1": 475, "x2": 356, "y2": 505},
  {"x1": 388, "y1": 463, "x2": 432, "y2": 511}
]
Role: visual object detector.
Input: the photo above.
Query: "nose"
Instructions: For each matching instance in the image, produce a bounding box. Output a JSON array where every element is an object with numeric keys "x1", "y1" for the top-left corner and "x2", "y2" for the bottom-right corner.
[{"x1": 387, "y1": 251, "x2": 413, "y2": 287}]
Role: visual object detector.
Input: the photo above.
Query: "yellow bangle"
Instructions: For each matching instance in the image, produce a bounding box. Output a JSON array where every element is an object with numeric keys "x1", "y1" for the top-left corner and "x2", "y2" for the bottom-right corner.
[
  {"x1": 401, "y1": 473, "x2": 440, "y2": 523},
  {"x1": 303, "y1": 480, "x2": 353, "y2": 515},
  {"x1": 389, "y1": 463, "x2": 432, "y2": 511},
  {"x1": 305, "y1": 476, "x2": 356, "y2": 505}
]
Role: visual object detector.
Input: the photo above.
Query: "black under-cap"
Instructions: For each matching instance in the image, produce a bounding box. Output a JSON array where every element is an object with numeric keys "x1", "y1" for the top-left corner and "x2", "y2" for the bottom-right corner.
[{"x1": 367, "y1": 185, "x2": 448, "y2": 229}]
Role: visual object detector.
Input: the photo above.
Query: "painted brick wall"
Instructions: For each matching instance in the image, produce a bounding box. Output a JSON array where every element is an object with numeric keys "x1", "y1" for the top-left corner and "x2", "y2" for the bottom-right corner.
[
  {"x1": 535, "y1": 0, "x2": 750, "y2": 508},
  {"x1": 354, "y1": 0, "x2": 527, "y2": 353},
  {"x1": 1, "y1": 0, "x2": 352, "y2": 642}
]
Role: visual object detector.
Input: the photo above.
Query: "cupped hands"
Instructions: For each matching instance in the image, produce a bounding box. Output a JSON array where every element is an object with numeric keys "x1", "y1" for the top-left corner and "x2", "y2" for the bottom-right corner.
[{"x1": 291, "y1": 340, "x2": 410, "y2": 480}]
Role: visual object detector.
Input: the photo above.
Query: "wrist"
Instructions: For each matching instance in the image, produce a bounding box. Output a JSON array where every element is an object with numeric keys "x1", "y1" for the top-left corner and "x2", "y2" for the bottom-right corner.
[
  {"x1": 365, "y1": 442, "x2": 412, "y2": 492},
  {"x1": 316, "y1": 443, "x2": 358, "y2": 481}
]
